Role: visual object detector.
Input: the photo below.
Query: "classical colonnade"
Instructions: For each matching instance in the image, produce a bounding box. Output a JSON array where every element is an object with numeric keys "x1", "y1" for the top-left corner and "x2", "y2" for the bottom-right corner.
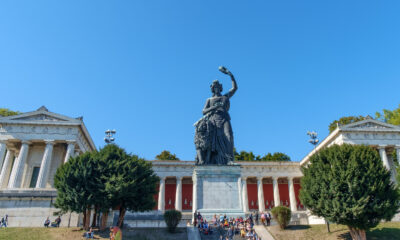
[
  {"x1": 156, "y1": 175, "x2": 303, "y2": 213},
  {"x1": 0, "y1": 140, "x2": 77, "y2": 189}
]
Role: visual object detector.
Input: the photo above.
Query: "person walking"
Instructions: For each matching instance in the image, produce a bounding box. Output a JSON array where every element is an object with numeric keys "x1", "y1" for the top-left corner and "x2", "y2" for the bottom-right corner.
[
  {"x1": 226, "y1": 226, "x2": 234, "y2": 240},
  {"x1": 255, "y1": 212, "x2": 259, "y2": 225}
]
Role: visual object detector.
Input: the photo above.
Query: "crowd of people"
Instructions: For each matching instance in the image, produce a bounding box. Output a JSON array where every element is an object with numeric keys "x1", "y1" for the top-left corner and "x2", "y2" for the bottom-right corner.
[{"x1": 194, "y1": 211, "x2": 272, "y2": 240}]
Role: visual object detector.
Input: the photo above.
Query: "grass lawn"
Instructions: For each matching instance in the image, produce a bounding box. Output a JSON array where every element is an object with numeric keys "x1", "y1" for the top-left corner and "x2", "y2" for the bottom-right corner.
[
  {"x1": 267, "y1": 222, "x2": 400, "y2": 240},
  {"x1": 0, "y1": 227, "x2": 187, "y2": 240}
]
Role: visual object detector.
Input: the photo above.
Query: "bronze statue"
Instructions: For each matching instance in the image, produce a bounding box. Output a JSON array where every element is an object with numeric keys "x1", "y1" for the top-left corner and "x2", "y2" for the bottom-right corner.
[{"x1": 194, "y1": 66, "x2": 238, "y2": 165}]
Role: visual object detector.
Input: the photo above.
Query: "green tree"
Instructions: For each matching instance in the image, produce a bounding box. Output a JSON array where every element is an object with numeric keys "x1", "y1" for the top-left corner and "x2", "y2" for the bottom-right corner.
[
  {"x1": 55, "y1": 144, "x2": 159, "y2": 230},
  {"x1": 0, "y1": 108, "x2": 20, "y2": 117},
  {"x1": 234, "y1": 149, "x2": 291, "y2": 162},
  {"x1": 300, "y1": 144, "x2": 399, "y2": 240},
  {"x1": 260, "y1": 152, "x2": 291, "y2": 161},
  {"x1": 54, "y1": 152, "x2": 101, "y2": 230},
  {"x1": 103, "y1": 144, "x2": 159, "y2": 227},
  {"x1": 155, "y1": 150, "x2": 180, "y2": 160},
  {"x1": 328, "y1": 116, "x2": 365, "y2": 133},
  {"x1": 376, "y1": 104, "x2": 400, "y2": 126}
]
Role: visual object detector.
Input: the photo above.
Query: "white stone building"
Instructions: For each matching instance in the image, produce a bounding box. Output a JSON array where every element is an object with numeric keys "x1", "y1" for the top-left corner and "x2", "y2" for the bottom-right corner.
[
  {"x1": 0, "y1": 106, "x2": 95, "y2": 227},
  {"x1": 1, "y1": 108, "x2": 399, "y2": 227},
  {"x1": 300, "y1": 117, "x2": 400, "y2": 182}
]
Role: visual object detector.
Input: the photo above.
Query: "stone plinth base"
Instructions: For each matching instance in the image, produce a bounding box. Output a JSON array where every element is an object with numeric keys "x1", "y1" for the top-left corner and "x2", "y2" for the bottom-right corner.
[{"x1": 193, "y1": 165, "x2": 244, "y2": 220}]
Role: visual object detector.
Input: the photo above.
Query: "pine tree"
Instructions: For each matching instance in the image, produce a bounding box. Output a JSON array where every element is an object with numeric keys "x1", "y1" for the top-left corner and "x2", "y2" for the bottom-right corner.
[{"x1": 300, "y1": 144, "x2": 400, "y2": 240}]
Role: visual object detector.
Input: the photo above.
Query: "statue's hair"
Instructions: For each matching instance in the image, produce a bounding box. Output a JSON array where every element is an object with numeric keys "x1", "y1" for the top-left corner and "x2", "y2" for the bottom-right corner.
[{"x1": 210, "y1": 80, "x2": 223, "y2": 93}]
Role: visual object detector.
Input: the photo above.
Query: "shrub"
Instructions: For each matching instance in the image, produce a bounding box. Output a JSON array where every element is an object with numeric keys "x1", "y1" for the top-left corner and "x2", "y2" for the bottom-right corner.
[
  {"x1": 271, "y1": 206, "x2": 291, "y2": 229},
  {"x1": 164, "y1": 209, "x2": 182, "y2": 233}
]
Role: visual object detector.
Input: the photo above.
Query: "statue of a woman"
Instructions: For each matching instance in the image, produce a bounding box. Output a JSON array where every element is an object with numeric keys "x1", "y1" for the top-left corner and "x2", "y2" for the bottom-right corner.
[{"x1": 194, "y1": 66, "x2": 238, "y2": 165}]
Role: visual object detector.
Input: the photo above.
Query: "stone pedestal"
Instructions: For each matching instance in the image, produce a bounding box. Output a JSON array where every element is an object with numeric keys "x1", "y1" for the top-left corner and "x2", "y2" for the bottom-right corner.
[{"x1": 193, "y1": 165, "x2": 244, "y2": 220}]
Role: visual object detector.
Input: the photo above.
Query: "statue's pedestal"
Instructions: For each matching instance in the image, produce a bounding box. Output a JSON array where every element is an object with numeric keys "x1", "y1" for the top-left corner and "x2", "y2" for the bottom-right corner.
[{"x1": 193, "y1": 165, "x2": 245, "y2": 220}]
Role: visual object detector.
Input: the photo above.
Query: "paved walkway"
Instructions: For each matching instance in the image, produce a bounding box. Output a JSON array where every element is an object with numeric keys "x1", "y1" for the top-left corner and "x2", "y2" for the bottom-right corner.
[
  {"x1": 187, "y1": 226, "x2": 201, "y2": 240},
  {"x1": 254, "y1": 225, "x2": 275, "y2": 240}
]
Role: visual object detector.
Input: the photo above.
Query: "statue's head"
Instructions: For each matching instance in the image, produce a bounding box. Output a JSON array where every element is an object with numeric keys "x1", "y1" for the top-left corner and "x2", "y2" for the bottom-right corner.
[{"x1": 210, "y1": 80, "x2": 223, "y2": 95}]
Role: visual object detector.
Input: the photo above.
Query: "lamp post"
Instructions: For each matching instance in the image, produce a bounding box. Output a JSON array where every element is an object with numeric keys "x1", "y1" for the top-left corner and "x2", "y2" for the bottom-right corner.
[
  {"x1": 104, "y1": 129, "x2": 116, "y2": 144},
  {"x1": 307, "y1": 131, "x2": 329, "y2": 232},
  {"x1": 307, "y1": 131, "x2": 319, "y2": 148}
]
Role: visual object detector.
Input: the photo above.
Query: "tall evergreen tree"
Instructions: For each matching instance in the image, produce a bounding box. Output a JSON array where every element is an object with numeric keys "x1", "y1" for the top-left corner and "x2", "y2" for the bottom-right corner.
[
  {"x1": 100, "y1": 144, "x2": 159, "y2": 227},
  {"x1": 54, "y1": 152, "x2": 101, "y2": 230},
  {"x1": 300, "y1": 144, "x2": 400, "y2": 240}
]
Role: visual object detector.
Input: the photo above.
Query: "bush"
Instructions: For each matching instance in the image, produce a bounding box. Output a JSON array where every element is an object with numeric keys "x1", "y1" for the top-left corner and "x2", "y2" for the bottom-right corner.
[
  {"x1": 271, "y1": 206, "x2": 291, "y2": 229},
  {"x1": 164, "y1": 209, "x2": 182, "y2": 233}
]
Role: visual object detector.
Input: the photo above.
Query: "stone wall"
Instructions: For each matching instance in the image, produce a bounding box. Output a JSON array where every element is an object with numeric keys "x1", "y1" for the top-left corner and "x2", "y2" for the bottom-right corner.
[{"x1": 0, "y1": 189, "x2": 80, "y2": 227}]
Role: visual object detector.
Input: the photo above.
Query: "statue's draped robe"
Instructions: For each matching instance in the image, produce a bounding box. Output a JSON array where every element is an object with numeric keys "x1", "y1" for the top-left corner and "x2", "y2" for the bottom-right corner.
[{"x1": 195, "y1": 94, "x2": 234, "y2": 165}]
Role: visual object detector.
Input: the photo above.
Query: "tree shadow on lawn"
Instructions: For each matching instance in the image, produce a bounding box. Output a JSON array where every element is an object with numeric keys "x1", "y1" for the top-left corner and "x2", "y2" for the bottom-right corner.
[
  {"x1": 337, "y1": 232, "x2": 352, "y2": 240},
  {"x1": 285, "y1": 225, "x2": 311, "y2": 230},
  {"x1": 367, "y1": 228, "x2": 400, "y2": 240}
]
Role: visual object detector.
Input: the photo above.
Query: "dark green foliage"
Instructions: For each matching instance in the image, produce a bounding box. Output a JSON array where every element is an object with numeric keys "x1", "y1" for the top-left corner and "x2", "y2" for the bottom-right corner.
[
  {"x1": 155, "y1": 150, "x2": 180, "y2": 160},
  {"x1": 163, "y1": 210, "x2": 182, "y2": 233},
  {"x1": 234, "y1": 149, "x2": 290, "y2": 161},
  {"x1": 300, "y1": 144, "x2": 400, "y2": 231},
  {"x1": 102, "y1": 144, "x2": 159, "y2": 212},
  {"x1": 54, "y1": 152, "x2": 101, "y2": 214},
  {"x1": 376, "y1": 104, "x2": 400, "y2": 126},
  {"x1": 0, "y1": 108, "x2": 20, "y2": 117},
  {"x1": 54, "y1": 144, "x2": 159, "y2": 228},
  {"x1": 271, "y1": 206, "x2": 291, "y2": 229},
  {"x1": 329, "y1": 116, "x2": 365, "y2": 133}
]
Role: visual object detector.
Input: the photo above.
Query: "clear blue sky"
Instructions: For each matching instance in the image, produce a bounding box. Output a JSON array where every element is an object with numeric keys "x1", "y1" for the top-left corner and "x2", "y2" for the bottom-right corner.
[{"x1": 1, "y1": 1, "x2": 400, "y2": 161}]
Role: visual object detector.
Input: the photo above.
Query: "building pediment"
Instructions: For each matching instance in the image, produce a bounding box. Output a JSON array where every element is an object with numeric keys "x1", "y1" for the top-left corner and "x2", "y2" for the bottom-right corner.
[
  {"x1": 0, "y1": 106, "x2": 95, "y2": 151},
  {"x1": 11, "y1": 114, "x2": 67, "y2": 122},
  {"x1": 0, "y1": 106, "x2": 82, "y2": 125},
  {"x1": 341, "y1": 119, "x2": 400, "y2": 132}
]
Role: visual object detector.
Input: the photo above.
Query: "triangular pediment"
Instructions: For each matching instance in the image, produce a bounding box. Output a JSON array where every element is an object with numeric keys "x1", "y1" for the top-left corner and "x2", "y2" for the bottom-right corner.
[
  {"x1": 0, "y1": 106, "x2": 81, "y2": 124},
  {"x1": 341, "y1": 119, "x2": 400, "y2": 131},
  {"x1": 11, "y1": 114, "x2": 67, "y2": 122}
]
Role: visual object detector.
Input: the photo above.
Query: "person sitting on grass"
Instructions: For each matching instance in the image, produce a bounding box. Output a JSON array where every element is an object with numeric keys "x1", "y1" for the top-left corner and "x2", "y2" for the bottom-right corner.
[
  {"x1": 85, "y1": 227, "x2": 94, "y2": 239},
  {"x1": 55, "y1": 216, "x2": 61, "y2": 227},
  {"x1": 109, "y1": 226, "x2": 122, "y2": 240},
  {"x1": 44, "y1": 217, "x2": 50, "y2": 227}
]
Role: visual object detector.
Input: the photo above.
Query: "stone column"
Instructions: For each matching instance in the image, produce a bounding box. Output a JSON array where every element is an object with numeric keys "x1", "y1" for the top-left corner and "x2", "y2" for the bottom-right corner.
[
  {"x1": 175, "y1": 177, "x2": 182, "y2": 211},
  {"x1": 0, "y1": 141, "x2": 7, "y2": 171},
  {"x1": 288, "y1": 177, "x2": 297, "y2": 212},
  {"x1": 242, "y1": 178, "x2": 249, "y2": 213},
  {"x1": 8, "y1": 141, "x2": 30, "y2": 188},
  {"x1": 0, "y1": 150, "x2": 14, "y2": 188},
  {"x1": 257, "y1": 177, "x2": 265, "y2": 212},
  {"x1": 273, "y1": 177, "x2": 280, "y2": 207},
  {"x1": 36, "y1": 140, "x2": 55, "y2": 188},
  {"x1": 396, "y1": 146, "x2": 400, "y2": 165},
  {"x1": 64, "y1": 141, "x2": 75, "y2": 163},
  {"x1": 238, "y1": 177, "x2": 243, "y2": 211},
  {"x1": 192, "y1": 176, "x2": 197, "y2": 214},
  {"x1": 378, "y1": 145, "x2": 390, "y2": 170},
  {"x1": 158, "y1": 177, "x2": 165, "y2": 211}
]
